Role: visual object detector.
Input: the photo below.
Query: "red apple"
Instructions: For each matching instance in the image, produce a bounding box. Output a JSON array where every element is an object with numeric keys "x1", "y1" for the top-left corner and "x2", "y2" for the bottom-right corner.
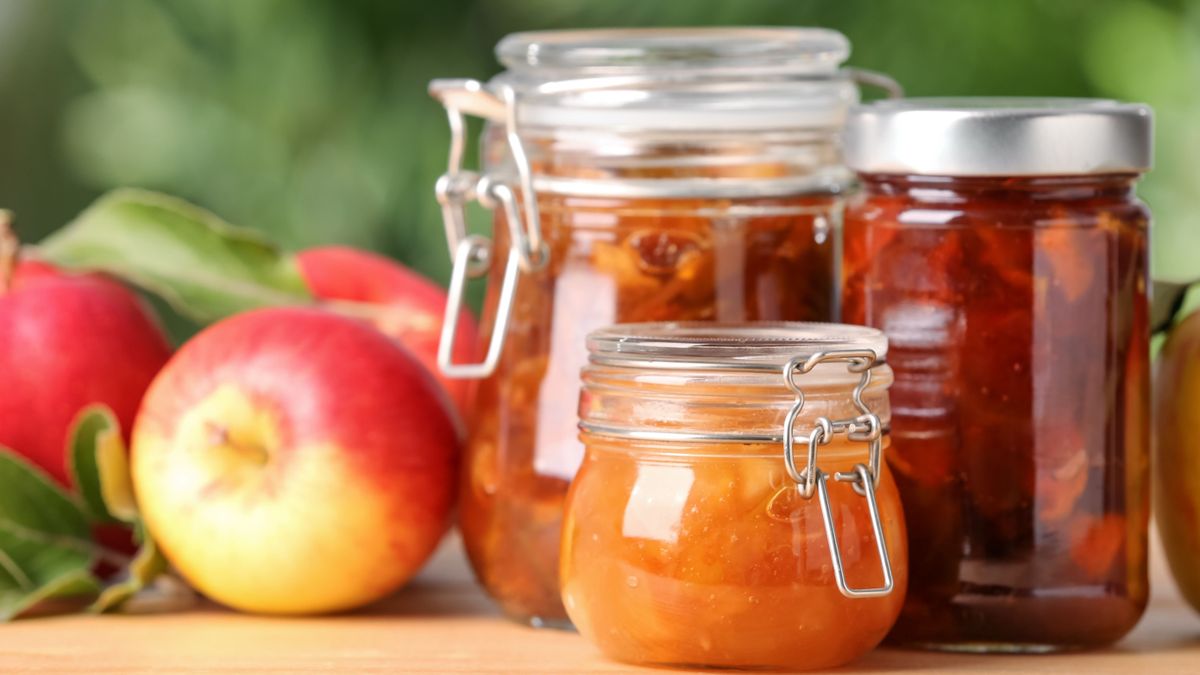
[
  {"x1": 0, "y1": 251, "x2": 172, "y2": 487},
  {"x1": 296, "y1": 246, "x2": 476, "y2": 416},
  {"x1": 131, "y1": 307, "x2": 459, "y2": 614}
]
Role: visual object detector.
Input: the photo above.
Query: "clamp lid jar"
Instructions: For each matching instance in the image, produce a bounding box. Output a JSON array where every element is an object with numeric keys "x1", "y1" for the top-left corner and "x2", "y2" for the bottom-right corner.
[
  {"x1": 430, "y1": 28, "x2": 901, "y2": 628},
  {"x1": 563, "y1": 322, "x2": 907, "y2": 670}
]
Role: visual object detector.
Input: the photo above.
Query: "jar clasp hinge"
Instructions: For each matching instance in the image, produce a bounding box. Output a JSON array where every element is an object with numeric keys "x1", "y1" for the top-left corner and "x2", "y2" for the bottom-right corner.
[
  {"x1": 428, "y1": 79, "x2": 548, "y2": 380},
  {"x1": 782, "y1": 349, "x2": 894, "y2": 599}
]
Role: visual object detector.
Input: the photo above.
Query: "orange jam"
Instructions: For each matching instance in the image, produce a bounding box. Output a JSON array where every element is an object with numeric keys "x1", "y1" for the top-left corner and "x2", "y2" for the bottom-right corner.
[
  {"x1": 562, "y1": 323, "x2": 907, "y2": 670},
  {"x1": 431, "y1": 28, "x2": 871, "y2": 626}
]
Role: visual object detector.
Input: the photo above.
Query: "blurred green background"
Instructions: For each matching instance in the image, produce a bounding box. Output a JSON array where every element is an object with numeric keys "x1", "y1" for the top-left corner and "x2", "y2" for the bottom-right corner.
[{"x1": 0, "y1": 0, "x2": 1197, "y2": 290}]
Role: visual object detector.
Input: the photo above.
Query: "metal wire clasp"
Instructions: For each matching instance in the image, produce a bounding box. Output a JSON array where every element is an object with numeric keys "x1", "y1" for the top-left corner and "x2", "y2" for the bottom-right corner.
[
  {"x1": 429, "y1": 79, "x2": 548, "y2": 379},
  {"x1": 781, "y1": 349, "x2": 893, "y2": 599},
  {"x1": 844, "y1": 67, "x2": 905, "y2": 99}
]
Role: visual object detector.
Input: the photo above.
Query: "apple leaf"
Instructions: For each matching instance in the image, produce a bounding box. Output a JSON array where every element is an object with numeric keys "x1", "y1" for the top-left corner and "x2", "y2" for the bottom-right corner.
[
  {"x1": 38, "y1": 188, "x2": 313, "y2": 324},
  {"x1": 1153, "y1": 279, "x2": 1200, "y2": 336},
  {"x1": 0, "y1": 448, "x2": 101, "y2": 621},
  {"x1": 64, "y1": 407, "x2": 173, "y2": 613},
  {"x1": 95, "y1": 426, "x2": 139, "y2": 524},
  {"x1": 68, "y1": 405, "x2": 124, "y2": 523},
  {"x1": 0, "y1": 568, "x2": 101, "y2": 622},
  {"x1": 0, "y1": 434, "x2": 181, "y2": 619},
  {"x1": 65, "y1": 408, "x2": 175, "y2": 614},
  {"x1": 89, "y1": 522, "x2": 168, "y2": 614}
]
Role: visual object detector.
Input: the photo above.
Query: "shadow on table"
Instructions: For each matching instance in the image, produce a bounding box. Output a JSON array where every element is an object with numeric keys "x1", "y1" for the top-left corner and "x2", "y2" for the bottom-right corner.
[
  {"x1": 838, "y1": 626, "x2": 1200, "y2": 674},
  {"x1": 347, "y1": 577, "x2": 502, "y2": 621}
]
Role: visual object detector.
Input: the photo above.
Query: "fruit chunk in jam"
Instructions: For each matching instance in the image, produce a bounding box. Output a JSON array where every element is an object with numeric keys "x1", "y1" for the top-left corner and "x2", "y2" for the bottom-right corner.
[
  {"x1": 561, "y1": 438, "x2": 907, "y2": 670},
  {"x1": 842, "y1": 174, "x2": 1150, "y2": 649},
  {"x1": 459, "y1": 192, "x2": 840, "y2": 625}
]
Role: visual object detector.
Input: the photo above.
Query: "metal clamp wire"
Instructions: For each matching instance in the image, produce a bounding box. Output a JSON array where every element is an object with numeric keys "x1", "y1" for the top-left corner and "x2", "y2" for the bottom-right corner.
[
  {"x1": 430, "y1": 79, "x2": 546, "y2": 271},
  {"x1": 785, "y1": 349, "x2": 883, "y2": 492},
  {"x1": 429, "y1": 79, "x2": 550, "y2": 379},
  {"x1": 498, "y1": 84, "x2": 547, "y2": 271},
  {"x1": 783, "y1": 415, "x2": 830, "y2": 498},
  {"x1": 780, "y1": 348, "x2": 893, "y2": 599},
  {"x1": 437, "y1": 235, "x2": 517, "y2": 379},
  {"x1": 816, "y1": 463, "x2": 895, "y2": 598}
]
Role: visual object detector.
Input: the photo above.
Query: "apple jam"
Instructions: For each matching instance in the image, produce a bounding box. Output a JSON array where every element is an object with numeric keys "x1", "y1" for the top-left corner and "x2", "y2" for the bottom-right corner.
[
  {"x1": 562, "y1": 323, "x2": 905, "y2": 670},
  {"x1": 842, "y1": 97, "x2": 1153, "y2": 651},
  {"x1": 459, "y1": 194, "x2": 839, "y2": 625},
  {"x1": 430, "y1": 28, "x2": 879, "y2": 625}
]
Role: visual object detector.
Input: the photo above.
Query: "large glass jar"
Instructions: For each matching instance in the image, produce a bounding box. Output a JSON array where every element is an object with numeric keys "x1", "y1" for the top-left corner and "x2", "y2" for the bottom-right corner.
[
  {"x1": 564, "y1": 322, "x2": 906, "y2": 669},
  {"x1": 430, "y1": 29, "x2": 895, "y2": 626},
  {"x1": 841, "y1": 99, "x2": 1153, "y2": 651}
]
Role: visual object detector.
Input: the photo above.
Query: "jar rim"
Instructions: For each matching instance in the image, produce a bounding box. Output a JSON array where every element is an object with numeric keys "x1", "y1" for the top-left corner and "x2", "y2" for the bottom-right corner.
[
  {"x1": 587, "y1": 321, "x2": 888, "y2": 370},
  {"x1": 496, "y1": 27, "x2": 849, "y2": 75}
]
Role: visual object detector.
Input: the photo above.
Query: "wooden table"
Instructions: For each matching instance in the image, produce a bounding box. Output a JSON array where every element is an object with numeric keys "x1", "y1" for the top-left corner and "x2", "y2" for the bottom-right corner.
[{"x1": 2, "y1": 535, "x2": 1198, "y2": 673}]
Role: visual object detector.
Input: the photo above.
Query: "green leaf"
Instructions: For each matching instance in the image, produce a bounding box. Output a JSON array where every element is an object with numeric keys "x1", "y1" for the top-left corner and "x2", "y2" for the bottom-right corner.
[
  {"x1": 38, "y1": 188, "x2": 313, "y2": 324},
  {"x1": 65, "y1": 408, "x2": 172, "y2": 614},
  {"x1": 95, "y1": 426, "x2": 139, "y2": 524},
  {"x1": 0, "y1": 448, "x2": 100, "y2": 620},
  {"x1": 90, "y1": 522, "x2": 167, "y2": 614},
  {"x1": 68, "y1": 405, "x2": 122, "y2": 523},
  {"x1": 68, "y1": 404, "x2": 140, "y2": 524},
  {"x1": 0, "y1": 568, "x2": 100, "y2": 621}
]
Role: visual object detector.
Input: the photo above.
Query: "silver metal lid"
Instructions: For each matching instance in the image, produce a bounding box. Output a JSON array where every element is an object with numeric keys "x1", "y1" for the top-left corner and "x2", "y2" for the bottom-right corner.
[
  {"x1": 587, "y1": 321, "x2": 888, "y2": 371},
  {"x1": 844, "y1": 98, "x2": 1153, "y2": 176}
]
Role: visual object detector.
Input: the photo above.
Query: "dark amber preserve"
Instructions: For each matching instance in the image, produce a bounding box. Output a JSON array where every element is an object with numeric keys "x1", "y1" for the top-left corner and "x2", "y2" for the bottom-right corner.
[
  {"x1": 842, "y1": 174, "x2": 1150, "y2": 650},
  {"x1": 461, "y1": 193, "x2": 839, "y2": 626}
]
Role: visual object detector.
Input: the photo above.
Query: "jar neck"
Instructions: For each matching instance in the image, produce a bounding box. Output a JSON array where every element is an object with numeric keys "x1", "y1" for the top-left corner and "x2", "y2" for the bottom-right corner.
[
  {"x1": 485, "y1": 123, "x2": 849, "y2": 197},
  {"x1": 858, "y1": 173, "x2": 1141, "y2": 205}
]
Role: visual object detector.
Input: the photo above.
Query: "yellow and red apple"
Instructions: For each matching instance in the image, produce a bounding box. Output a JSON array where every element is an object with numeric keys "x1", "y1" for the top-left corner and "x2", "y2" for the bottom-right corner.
[
  {"x1": 1155, "y1": 309, "x2": 1200, "y2": 614},
  {"x1": 297, "y1": 246, "x2": 477, "y2": 417},
  {"x1": 131, "y1": 307, "x2": 459, "y2": 614}
]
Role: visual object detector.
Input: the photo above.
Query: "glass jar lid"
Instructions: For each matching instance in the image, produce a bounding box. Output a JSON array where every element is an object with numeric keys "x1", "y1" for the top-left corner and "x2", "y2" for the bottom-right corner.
[
  {"x1": 497, "y1": 27, "x2": 849, "y2": 75},
  {"x1": 844, "y1": 97, "x2": 1153, "y2": 176},
  {"x1": 490, "y1": 28, "x2": 858, "y2": 132},
  {"x1": 582, "y1": 320, "x2": 890, "y2": 433}
]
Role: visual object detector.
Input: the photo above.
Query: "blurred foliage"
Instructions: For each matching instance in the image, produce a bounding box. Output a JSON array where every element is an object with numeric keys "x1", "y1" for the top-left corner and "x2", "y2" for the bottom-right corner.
[{"x1": 0, "y1": 0, "x2": 1197, "y2": 288}]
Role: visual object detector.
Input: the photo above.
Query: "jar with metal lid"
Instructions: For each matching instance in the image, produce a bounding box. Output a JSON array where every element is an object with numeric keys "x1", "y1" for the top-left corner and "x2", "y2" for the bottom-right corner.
[
  {"x1": 429, "y1": 28, "x2": 899, "y2": 626},
  {"x1": 841, "y1": 98, "x2": 1153, "y2": 651},
  {"x1": 563, "y1": 322, "x2": 906, "y2": 669}
]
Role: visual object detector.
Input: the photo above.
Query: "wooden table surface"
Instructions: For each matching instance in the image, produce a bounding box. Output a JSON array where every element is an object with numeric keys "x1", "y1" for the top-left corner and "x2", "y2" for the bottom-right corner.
[{"x1": 1, "y1": 534, "x2": 1198, "y2": 674}]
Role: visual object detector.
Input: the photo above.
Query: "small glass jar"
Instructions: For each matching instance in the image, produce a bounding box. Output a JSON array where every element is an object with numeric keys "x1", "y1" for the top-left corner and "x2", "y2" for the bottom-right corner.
[
  {"x1": 430, "y1": 28, "x2": 898, "y2": 626},
  {"x1": 842, "y1": 98, "x2": 1153, "y2": 651},
  {"x1": 563, "y1": 322, "x2": 906, "y2": 670}
]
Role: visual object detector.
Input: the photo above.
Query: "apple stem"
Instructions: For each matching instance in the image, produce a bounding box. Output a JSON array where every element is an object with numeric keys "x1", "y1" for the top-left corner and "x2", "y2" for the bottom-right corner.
[
  {"x1": 0, "y1": 210, "x2": 17, "y2": 294},
  {"x1": 206, "y1": 422, "x2": 269, "y2": 465}
]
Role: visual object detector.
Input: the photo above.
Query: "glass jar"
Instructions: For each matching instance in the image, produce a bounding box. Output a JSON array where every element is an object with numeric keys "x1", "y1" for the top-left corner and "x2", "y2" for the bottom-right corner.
[
  {"x1": 842, "y1": 98, "x2": 1153, "y2": 651},
  {"x1": 430, "y1": 28, "x2": 898, "y2": 626},
  {"x1": 563, "y1": 322, "x2": 906, "y2": 669}
]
